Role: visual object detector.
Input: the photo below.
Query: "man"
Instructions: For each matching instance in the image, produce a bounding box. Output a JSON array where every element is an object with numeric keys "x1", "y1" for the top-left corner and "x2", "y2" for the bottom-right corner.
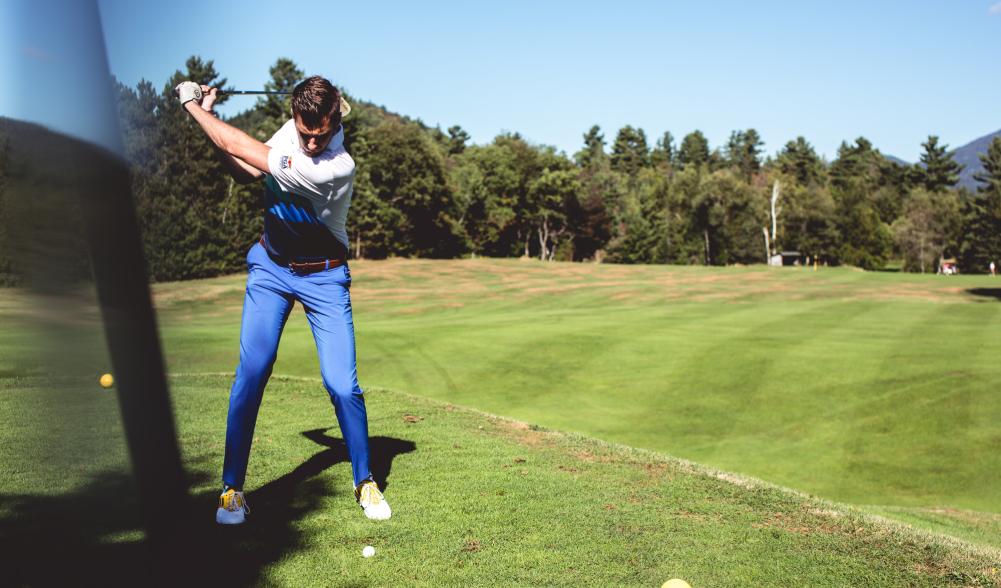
[{"x1": 175, "y1": 76, "x2": 390, "y2": 524}]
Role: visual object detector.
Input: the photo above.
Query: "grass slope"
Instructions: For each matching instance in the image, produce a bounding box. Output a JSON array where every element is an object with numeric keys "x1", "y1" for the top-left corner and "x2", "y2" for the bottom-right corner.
[
  {"x1": 3, "y1": 259, "x2": 1000, "y2": 553},
  {"x1": 2, "y1": 374, "x2": 999, "y2": 587},
  {"x1": 145, "y1": 260, "x2": 1001, "y2": 545}
]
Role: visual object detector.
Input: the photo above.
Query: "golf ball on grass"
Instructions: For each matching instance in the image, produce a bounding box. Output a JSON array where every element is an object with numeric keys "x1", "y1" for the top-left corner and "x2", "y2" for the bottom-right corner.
[
  {"x1": 662, "y1": 580, "x2": 691, "y2": 588},
  {"x1": 362, "y1": 546, "x2": 375, "y2": 558},
  {"x1": 99, "y1": 373, "x2": 114, "y2": 388}
]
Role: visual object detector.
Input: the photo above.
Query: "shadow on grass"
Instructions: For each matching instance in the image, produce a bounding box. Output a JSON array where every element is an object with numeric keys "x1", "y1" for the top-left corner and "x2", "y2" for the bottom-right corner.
[
  {"x1": 967, "y1": 287, "x2": 1001, "y2": 301},
  {"x1": 0, "y1": 432, "x2": 415, "y2": 586}
]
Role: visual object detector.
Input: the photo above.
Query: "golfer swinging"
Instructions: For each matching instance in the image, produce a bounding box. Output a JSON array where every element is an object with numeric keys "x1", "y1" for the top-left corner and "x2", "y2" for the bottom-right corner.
[{"x1": 175, "y1": 76, "x2": 390, "y2": 524}]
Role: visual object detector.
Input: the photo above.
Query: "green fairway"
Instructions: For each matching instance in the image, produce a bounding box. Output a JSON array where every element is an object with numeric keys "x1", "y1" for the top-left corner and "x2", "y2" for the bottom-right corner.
[
  {"x1": 146, "y1": 259, "x2": 1001, "y2": 548},
  {"x1": 3, "y1": 258, "x2": 1001, "y2": 569},
  {"x1": 2, "y1": 374, "x2": 999, "y2": 586}
]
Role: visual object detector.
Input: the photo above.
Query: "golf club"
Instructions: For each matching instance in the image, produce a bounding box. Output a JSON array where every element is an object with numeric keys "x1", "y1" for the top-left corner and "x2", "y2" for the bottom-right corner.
[{"x1": 218, "y1": 90, "x2": 290, "y2": 95}]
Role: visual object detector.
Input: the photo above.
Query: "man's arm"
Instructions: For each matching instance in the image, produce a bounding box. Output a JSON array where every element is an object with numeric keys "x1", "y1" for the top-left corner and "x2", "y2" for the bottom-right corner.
[
  {"x1": 177, "y1": 83, "x2": 270, "y2": 176},
  {"x1": 191, "y1": 86, "x2": 264, "y2": 184}
]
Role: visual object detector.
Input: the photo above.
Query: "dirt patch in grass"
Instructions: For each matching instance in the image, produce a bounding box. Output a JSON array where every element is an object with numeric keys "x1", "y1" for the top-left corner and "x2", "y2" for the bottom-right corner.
[{"x1": 753, "y1": 511, "x2": 841, "y2": 536}]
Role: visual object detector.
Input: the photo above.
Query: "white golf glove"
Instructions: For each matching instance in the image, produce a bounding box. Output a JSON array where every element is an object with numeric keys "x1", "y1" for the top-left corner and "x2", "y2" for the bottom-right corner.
[{"x1": 174, "y1": 81, "x2": 203, "y2": 106}]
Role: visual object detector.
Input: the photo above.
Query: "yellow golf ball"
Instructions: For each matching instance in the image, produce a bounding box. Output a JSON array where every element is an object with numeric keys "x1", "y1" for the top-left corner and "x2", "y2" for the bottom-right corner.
[
  {"x1": 662, "y1": 580, "x2": 692, "y2": 588},
  {"x1": 99, "y1": 373, "x2": 114, "y2": 388}
]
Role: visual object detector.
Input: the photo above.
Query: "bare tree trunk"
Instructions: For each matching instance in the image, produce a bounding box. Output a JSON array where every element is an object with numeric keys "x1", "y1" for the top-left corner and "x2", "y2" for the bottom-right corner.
[
  {"x1": 549, "y1": 227, "x2": 566, "y2": 261},
  {"x1": 703, "y1": 229, "x2": 711, "y2": 265},
  {"x1": 222, "y1": 178, "x2": 233, "y2": 225},
  {"x1": 762, "y1": 227, "x2": 771, "y2": 265},
  {"x1": 770, "y1": 180, "x2": 781, "y2": 256},
  {"x1": 355, "y1": 233, "x2": 362, "y2": 259},
  {"x1": 523, "y1": 231, "x2": 530, "y2": 258},
  {"x1": 920, "y1": 235, "x2": 925, "y2": 273}
]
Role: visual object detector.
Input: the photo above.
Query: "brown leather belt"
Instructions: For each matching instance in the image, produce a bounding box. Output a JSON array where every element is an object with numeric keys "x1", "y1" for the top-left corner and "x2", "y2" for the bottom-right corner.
[{"x1": 259, "y1": 237, "x2": 345, "y2": 274}]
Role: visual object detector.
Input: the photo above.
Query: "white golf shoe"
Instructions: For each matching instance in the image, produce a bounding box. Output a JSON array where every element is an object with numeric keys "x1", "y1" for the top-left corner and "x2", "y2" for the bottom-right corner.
[
  {"x1": 356, "y1": 479, "x2": 391, "y2": 521},
  {"x1": 216, "y1": 487, "x2": 250, "y2": 525}
]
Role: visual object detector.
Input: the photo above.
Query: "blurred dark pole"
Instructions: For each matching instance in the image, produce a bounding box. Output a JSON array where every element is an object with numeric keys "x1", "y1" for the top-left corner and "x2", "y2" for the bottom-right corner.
[
  {"x1": 77, "y1": 148, "x2": 190, "y2": 565},
  {"x1": 4, "y1": 0, "x2": 189, "y2": 576}
]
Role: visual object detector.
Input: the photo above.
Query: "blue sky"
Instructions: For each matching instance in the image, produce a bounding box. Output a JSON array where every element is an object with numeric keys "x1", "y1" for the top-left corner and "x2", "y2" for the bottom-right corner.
[{"x1": 97, "y1": 0, "x2": 1001, "y2": 162}]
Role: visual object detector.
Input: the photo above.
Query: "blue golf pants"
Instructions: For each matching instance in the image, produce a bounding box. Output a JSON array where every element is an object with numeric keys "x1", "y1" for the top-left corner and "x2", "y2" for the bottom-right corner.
[{"x1": 222, "y1": 242, "x2": 370, "y2": 489}]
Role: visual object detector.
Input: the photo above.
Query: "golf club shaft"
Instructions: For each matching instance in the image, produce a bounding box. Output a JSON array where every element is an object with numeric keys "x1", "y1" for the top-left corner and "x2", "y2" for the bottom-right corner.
[{"x1": 218, "y1": 90, "x2": 289, "y2": 95}]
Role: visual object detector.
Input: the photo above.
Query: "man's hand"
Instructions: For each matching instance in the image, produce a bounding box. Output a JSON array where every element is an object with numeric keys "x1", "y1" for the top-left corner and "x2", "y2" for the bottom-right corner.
[
  {"x1": 198, "y1": 85, "x2": 219, "y2": 113},
  {"x1": 174, "y1": 81, "x2": 202, "y2": 106}
]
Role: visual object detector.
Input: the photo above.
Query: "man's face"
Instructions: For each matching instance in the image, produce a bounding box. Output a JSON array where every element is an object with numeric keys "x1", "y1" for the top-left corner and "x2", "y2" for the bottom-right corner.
[{"x1": 294, "y1": 113, "x2": 338, "y2": 157}]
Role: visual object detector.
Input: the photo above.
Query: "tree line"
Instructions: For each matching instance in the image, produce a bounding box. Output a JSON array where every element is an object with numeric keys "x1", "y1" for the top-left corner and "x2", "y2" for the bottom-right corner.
[{"x1": 3, "y1": 56, "x2": 1001, "y2": 284}]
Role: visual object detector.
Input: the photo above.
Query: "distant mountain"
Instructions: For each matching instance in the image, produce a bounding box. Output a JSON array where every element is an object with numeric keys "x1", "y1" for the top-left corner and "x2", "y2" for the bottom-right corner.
[
  {"x1": 884, "y1": 154, "x2": 910, "y2": 167},
  {"x1": 952, "y1": 129, "x2": 1001, "y2": 192},
  {"x1": 885, "y1": 129, "x2": 1001, "y2": 192}
]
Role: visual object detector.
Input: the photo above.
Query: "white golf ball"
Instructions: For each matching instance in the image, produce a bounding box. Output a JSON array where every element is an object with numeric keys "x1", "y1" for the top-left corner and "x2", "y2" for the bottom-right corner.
[{"x1": 362, "y1": 545, "x2": 375, "y2": 558}]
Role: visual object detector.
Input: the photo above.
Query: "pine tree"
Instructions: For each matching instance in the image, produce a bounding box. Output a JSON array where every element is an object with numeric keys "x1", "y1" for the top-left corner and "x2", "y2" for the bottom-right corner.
[
  {"x1": 254, "y1": 58, "x2": 304, "y2": 140},
  {"x1": 725, "y1": 129, "x2": 763, "y2": 179},
  {"x1": 958, "y1": 137, "x2": 1001, "y2": 272},
  {"x1": 610, "y1": 125, "x2": 649, "y2": 175},
  {"x1": 678, "y1": 131, "x2": 710, "y2": 170},
  {"x1": 650, "y1": 131, "x2": 676, "y2": 170},
  {"x1": 574, "y1": 125, "x2": 607, "y2": 169},
  {"x1": 974, "y1": 136, "x2": 1001, "y2": 196},
  {"x1": 915, "y1": 135, "x2": 962, "y2": 193},
  {"x1": 775, "y1": 136, "x2": 824, "y2": 186},
  {"x1": 447, "y1": 125, "x2": 470, "y2": 155},
  {"x1": 146, "y1": 56, "x2": 236, "y2": 280}
]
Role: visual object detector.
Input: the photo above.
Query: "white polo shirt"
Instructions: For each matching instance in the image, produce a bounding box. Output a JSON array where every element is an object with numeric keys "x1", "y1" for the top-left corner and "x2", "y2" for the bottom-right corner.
[{"x1": 261, "y1": 119, "x2": 355, "y2": 259}]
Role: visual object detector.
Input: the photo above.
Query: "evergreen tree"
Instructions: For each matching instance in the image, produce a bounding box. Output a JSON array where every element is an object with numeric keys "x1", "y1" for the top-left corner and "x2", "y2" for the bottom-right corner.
[
  {"x1": 958, "y1": 137, "x2": 1001, "y2": 272},
  {"x1": 914, "y1": 135, "x2": 962, "y2": 193},
  {"x1": 678, "y1": 130, "x2": 710, "y2": 170},
  {"x1": 650, "y1": 131, "x2": 676, "y2": 170},
  {"x1": 829, "y1": 138, "x2": 878, "y2": 190},
  {"x1": 574, "y1": 125, "x2": 607, "y2": 169},
  {"x1": 973, "y1": 136, "x2": 1001, "y2": 195},
  {"x1": 606, "y1": 168, "x2": 668, "y2": 264},
  {"x1": 775, "y1": 136, "x2": 823, "y2": 186},
  {"x1": 253, "y1": 58, "x2": 304, "y2": 140},
  {"x1": 724, "y1": 129, "x2": 763, "y2": 179},
  {"x1": 447, "y1": 125, "x2": 470, "y2": 155},
  {"x1": 832, "y1": 183, "x2": 893, "y2": 270},
  {"x1": 610, "y1": 125, "x2": 649, "y2": 176},
  {"x1": 146, "y1": 56, "x2": 252, "y2": 280}
]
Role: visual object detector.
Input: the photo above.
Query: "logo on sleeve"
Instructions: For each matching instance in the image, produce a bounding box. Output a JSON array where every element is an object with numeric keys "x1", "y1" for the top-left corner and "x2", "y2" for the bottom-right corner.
[{"x1": 280, "y1": 155, "x2": 292, "y2": 170}]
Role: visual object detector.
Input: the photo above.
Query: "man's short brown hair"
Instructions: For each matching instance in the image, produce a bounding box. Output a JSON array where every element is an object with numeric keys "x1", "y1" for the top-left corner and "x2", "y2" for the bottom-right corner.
[{"x1": 291, "y1": 76, "x2": 341, "y2": 128}]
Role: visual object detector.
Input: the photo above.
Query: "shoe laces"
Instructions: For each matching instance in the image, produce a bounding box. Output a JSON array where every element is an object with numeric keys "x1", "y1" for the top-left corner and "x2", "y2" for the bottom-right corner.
[
  {"x1": 223, "y1": 488, "x2": 251, "y2": 514},
  {"x1": 358, "y1": 481, "x2": 382, "y2": 506}
]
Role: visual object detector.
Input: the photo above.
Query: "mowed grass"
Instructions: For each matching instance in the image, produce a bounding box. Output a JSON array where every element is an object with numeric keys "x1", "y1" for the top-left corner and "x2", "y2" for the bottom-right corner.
[
  {"x1": 1, "y1": 374, "x2": 999, "y2": 586},
  {"x1": 145, "y1": 259, "x2": 1001, "y2": 549}
]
